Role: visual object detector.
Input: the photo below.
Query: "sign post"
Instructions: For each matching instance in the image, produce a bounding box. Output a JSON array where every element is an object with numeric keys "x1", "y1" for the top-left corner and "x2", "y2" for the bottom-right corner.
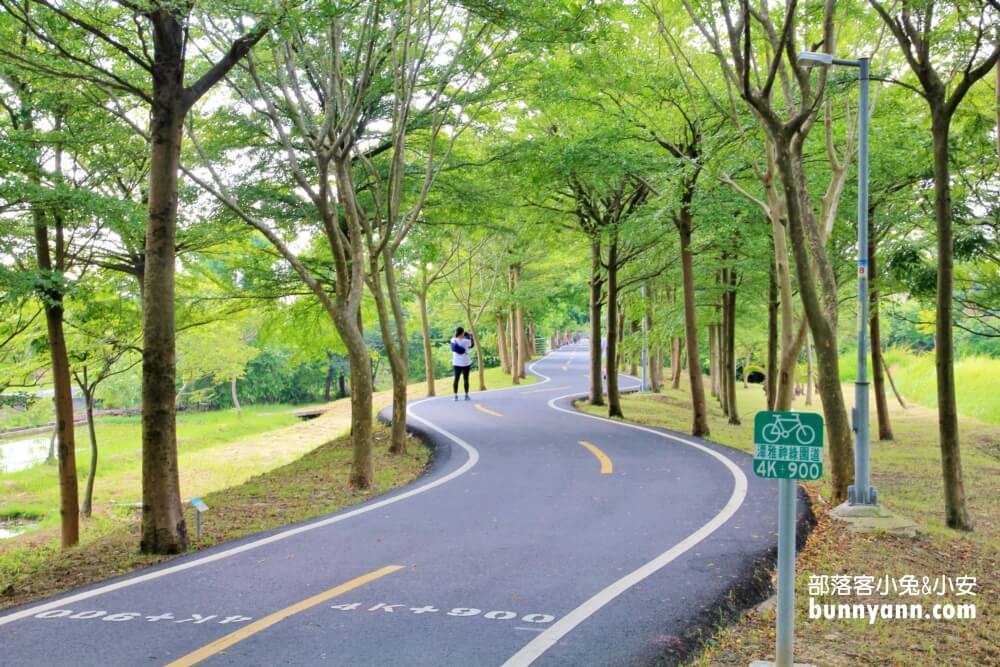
[
  {"x1": 751, "y1": 411, "x2": 823, "y2": 667},
  {"x1": 191, "y1": 497, "x2": 209, "y2": 539}
]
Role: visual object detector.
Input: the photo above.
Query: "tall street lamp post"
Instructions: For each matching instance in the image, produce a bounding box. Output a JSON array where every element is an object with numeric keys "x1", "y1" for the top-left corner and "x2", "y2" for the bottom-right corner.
[{"x1": 797, "y1": 51, "x2": 878, "y2": 507}]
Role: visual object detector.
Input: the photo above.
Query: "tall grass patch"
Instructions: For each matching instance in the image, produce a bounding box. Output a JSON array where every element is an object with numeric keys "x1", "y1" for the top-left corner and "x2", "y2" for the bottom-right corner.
[{"x1": 839, "y1": 348, "x2": 999, "y2": 424}]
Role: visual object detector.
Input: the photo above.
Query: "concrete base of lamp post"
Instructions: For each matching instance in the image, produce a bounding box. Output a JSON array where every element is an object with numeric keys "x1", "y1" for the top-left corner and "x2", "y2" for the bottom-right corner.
[{"x1": 831, "y1": 502, "x2": 918, "y2": 537}]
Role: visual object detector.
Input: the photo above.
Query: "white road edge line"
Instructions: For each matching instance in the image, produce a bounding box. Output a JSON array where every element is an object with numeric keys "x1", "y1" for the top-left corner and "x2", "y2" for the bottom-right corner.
[
  {"x1": 501, "y1": 372, "x2": 749, "y2": 667},
  {"x1": 0, "y1": 354, "x2": 555, "y2": 627}
]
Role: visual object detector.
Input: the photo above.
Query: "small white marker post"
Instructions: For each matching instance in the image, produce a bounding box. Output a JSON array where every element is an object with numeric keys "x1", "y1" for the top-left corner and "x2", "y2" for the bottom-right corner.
[
  {"x1": 751, "y1": 411, "x2": 822, "y2": 667},
  {"x1": 191, "y1": 497, "x2": 209, "y2": 539}
]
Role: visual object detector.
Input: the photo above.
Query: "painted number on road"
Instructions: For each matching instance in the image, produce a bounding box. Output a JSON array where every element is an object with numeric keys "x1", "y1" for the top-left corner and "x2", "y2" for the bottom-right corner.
[
  {"x1": 33, "y1": 609, "x2": 251, "y2": 625},
  {"x1": 331, "y1": 602, "x2": 555, "y2": 625}
]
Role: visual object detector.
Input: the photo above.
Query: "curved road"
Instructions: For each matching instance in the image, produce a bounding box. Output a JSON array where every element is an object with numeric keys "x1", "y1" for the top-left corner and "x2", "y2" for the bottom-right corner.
[{"x1": 0, "y1": 342, "x2": 786, "y2": 666}]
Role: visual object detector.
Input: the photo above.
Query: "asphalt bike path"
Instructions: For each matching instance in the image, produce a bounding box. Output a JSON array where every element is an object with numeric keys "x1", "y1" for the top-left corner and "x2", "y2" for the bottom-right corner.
[{"x1": 0, "y1": 342, "x2": 788, "y2": 666}]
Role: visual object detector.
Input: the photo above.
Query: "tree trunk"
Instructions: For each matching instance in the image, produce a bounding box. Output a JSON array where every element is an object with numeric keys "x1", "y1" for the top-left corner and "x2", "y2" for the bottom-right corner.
[
  {"x1": 81, "y1": 386, "x2": 98, "y2": 519},
  {"x1": 330, "y1": 235, "x2": 372, "y2": 481},
  {"x1": 650, "y1": 344, "x2": 661, "y2": 392},
  {"x1": 881, "y1": 351, "x2": 906, "y2": 408},
  {"x1": 514, "y1": 267, "x2": 528, "y2": 379},
  {"x1": 615, "y1": 304, "x2": 625, "y2": 373},
  {"x1": 708, "y1": 324, "x2": 719, "y2": 399},
  {"x1": 606, "y1": 235, "x2": 623, "y2": 418},
  {"x1": 773, "y1": 136, "x2": 852, "y2": 504},
  {"x1": 371, "y1": 285, "x2": 407, "y2": 455},
  {"x1": 869, "y1": 232, "x2": 893, "y2": 440},
  {"x1": 387, "y1": 255, "x2": 411, "y2": 452},
  {"x1": 717, "y1": 323, "x2": 729, "y2": 414},
  {"x1": 419, "y1": 287, "x2": 436, "y2": 396},
  {"x1": 33, "y1": 213, "x2": 79, "y2": 547},
  {"x1": 716, "y1": 308, "x2": 727, "y2": 415},
  {"x1": 522, "y1": 319, "x2": 533, "y2": 364},
  {"x1": 776, "y1": 321, "x2": 808, "y2": 411},
  {"x1": 342, "y1": 319, "x2": 374, "y2": 486},
  {"x1": 629, "y1": 320, "x2": 640, "y2": 378},
  {"x1": 230, "y1": 377, "x2": 242, "y2": 416},
  {"x1": 496, "y1": 312, "x2": 511, "y2": 375},
  {"x1": 768, "y1": 148, "x2": 802, "y2": 414},
  {"x1": 517, "y1": 312, "x2": 529, "y2": 374},
  {"x1": 670, "y1": 336, "x2": 681, "y2": 389},
  {"x1": 140, "y1": 29, "x2": 188, "y2": 553},
  {"x1": 338, "y1": 374, "x2": 348, "y2": 399},
  {"x1": 645, "y1": 292, "x2": 658, "y2": 391},
  {"x1": 715, "y1": 323, "x2": 724, "y2": 403},
  {"x1": 471, "y1": 321, "x2": 487, "y2": 391},
  {"x1": 348, "y1": 352, "x2": 374, "y2": 481},
  {"x1": 324, "y1": 353, "x2": 334, "y2": 402},
  {"x1": 766, "y1": 259, "x2": 778, "y2": 410},
  {"x1": 528, "y1": 320, "x2": 536, "y2": 359},
  {"x1": 805, "y1": 332, "x2": 814, "y2": 406},
  {"x1": 725, "y1": 269, "x2": 739, "y2": 425},
  {"x1": 655, "y1": 344, "x2": 664, "y2": 391},
  {"x1": 510, "y1": 304, "x2": 520, "y2": 386},
  {"x1": 25, "y1": 97, "x2": 78, "y2": 546},
  {"x1": 671, "y1": 336, "x2": 682, "y2": 389},
  {"x1": 721, "y1": 325, "x2": 731, "y2": 412},
  {"x1": 931, "y1": 115, "x2": 971, "y2": 530},
  {"x1": 676, "y1": 208, "x2": 709, "y2": 437},
  {"x1": 46, "y1": 420, "x2": 57, "y2": 465},
  {"x1": 589, "y1": 239, "x2": 604, "y2": 405},
  {"x1": 743, "y1": 346, "x2": 752, "y2": 389}
]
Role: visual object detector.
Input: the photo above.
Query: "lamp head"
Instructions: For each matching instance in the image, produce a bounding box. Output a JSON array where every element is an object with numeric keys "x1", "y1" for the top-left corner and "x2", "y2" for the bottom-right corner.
[{"x1": 797, "y1": 51, "x2": 833, "y2": 66}]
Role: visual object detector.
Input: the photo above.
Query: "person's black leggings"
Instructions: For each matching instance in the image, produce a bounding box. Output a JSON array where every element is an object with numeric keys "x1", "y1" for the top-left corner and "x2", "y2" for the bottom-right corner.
[{"x1": 453, "y1": 365, "x2": 471, "y2": 394}]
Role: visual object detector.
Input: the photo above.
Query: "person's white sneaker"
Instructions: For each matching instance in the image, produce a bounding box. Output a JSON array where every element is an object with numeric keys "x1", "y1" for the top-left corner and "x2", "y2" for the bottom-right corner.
[
  {"x1": 453, "y1": 394, "x2": 459, "y2": 401},
  {"x1": 464, "y1": 394, "x2": 471, "y2": 401}
]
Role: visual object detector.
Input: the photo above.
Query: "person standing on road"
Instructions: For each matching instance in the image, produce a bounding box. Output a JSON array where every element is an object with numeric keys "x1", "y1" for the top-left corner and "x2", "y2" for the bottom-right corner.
[{"x1": 451, "y1": 327, "x2": 474, "y2": 401}]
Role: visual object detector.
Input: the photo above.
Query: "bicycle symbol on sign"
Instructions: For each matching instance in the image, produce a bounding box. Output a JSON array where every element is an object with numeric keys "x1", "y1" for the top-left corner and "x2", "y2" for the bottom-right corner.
[{"x1": 761, "y1": 413, "x2": 816, "y2": 445}]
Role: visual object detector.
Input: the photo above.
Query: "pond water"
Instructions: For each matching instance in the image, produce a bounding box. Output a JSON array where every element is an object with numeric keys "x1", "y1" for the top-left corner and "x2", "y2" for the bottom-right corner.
[
  {"x1": 0, "y1": 434, "x2": 53, "y2": 473},
  {"x1": 0, "y1": 525, "x2": 27, "y2": 539}
]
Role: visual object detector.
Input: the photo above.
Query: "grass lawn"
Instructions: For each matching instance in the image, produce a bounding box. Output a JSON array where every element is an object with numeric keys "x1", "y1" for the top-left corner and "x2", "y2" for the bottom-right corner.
[
  {"x1": 840, "y1": 349, "x2": 1000, "y2": 426},
  {"x1": 579, "y1": 376, "x2": 1000, "y2": 666},
  {"x1": 0, "y1": 405, "x2": 303, "y2": 526},
  {"x1": 0, "y1": 364, "x2": 531, "y2": 610}
]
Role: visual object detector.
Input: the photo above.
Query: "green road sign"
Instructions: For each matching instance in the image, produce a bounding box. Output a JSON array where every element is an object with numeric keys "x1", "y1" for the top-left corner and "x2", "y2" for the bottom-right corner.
[
  {"x1": 754, "y1": 411, "x2": 824, "y2": 447},
  {"x1": 753, "y1": 411, "x2": 824, "y2": 480}
]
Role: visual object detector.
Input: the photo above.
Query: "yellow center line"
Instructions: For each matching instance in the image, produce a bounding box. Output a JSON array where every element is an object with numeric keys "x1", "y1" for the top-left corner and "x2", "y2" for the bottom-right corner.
[
  {"x1": 474, "y1": 403, "x2": 504, "y2": 417},
  {"x1": 577, "y1": 440, "x2": 613, "y2": 475},
  {"x1": 167, "y1": 565, "x2": 405, "y2": 667},
  {"x1": 523, "y1": 385, "x2": 571, "y2": 394}
]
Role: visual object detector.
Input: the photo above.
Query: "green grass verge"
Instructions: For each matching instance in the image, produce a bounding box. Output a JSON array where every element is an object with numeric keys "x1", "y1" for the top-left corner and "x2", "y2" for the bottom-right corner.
[
  {"x1": 838, "y1": 348, "x2": 1000, "y2": 424},
  {"x1": 579, "y1": 376, "x2": 1000, "y2": 666},
  {"x1": 0, "y1": 405, "x2": 303, "y2": 526}
]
